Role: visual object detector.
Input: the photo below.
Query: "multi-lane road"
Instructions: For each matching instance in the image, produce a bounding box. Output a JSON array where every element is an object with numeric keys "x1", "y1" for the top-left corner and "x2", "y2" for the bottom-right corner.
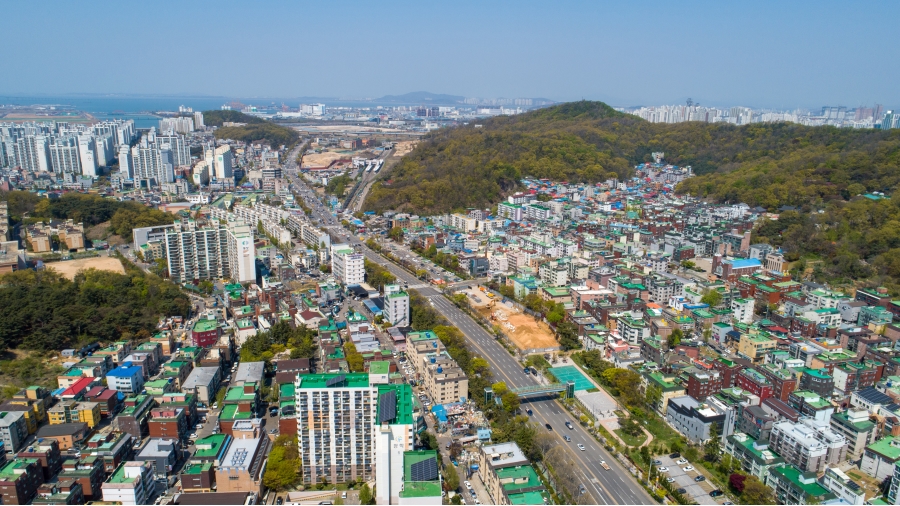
[{"x1": 285, "y1": 152, "x2": 652, "y2": 505}]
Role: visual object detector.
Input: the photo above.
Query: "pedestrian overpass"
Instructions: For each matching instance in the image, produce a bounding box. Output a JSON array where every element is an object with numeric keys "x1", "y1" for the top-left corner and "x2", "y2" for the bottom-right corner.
[{"x1": 484, "y1": 381, "x2": 575, "y2": 404}]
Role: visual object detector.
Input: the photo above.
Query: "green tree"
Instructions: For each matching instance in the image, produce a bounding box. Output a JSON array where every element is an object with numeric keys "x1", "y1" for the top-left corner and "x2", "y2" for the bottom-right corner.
[
  {"x1": 667, "y1": 328, "x2": 683, "y2": 348},
  {"x1": 359, "y1": 483, "x2": 373, "y2": 505},
  {"x1": 701, "y1": 289, "x2": 723, "y2": 308},
  {"x1": 556, "y1": 321, "x2": 581, "y2": 350},
  {"x1": 443, "y1": 464, "x2": 460, "y2": 491},
  {"x1": 645, "y1": 384, "x2": 663, "y2": 411},
  {"x1": 705, "y1": 423, "x2": 721, "y2": 462},
  {"x1": 741, "y1": 476, "x2": 775, "y2": 504},
  {"x1": 388, "y1": 227, "x2": 404, "y2": 242}
]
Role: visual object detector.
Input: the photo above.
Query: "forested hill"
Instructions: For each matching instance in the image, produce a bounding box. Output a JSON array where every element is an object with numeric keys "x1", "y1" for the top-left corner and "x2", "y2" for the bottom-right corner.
[
  {"x1": 363, "y1": 101, "x2": 900, "y2": 214},
  {"x1": 203, "y1": 110, "x2": 299, "y2": 148}
]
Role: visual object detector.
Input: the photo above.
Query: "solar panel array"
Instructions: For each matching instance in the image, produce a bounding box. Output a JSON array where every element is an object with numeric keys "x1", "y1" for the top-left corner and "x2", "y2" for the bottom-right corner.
[
  {"x1": 326, "y1": 374, "x2": 346, "y2": 387},
  {"x1": 379, "y1": 390, "x2": 397, "y2": 423},
  {"x1": 410, "y1": 456, "x2": 438, "y2": 481}
]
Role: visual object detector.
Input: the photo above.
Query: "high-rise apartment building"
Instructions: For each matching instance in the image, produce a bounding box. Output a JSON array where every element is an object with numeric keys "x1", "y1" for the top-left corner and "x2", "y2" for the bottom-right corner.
[
  {"x1": 294, "y1": 373, "x2": 414, "y2": 490},
  {"x1": 383, "y1": 285, "x2": 410, "y2": 327},
  {"x1": 48, "y1": 137, "x2": 81, "y2": 174},
  {"x1": 159, "y1": 117, "x2": 195, "y2": 135},
  {"x1": 205, "y1": 145, "x2": 233, "y2": 180},
  {"x1": 163, "y1": 219, "x2": 255, "y2": 284},
  {"x1": 156, "y1": 134, "x2": 191, "y2": 166}
]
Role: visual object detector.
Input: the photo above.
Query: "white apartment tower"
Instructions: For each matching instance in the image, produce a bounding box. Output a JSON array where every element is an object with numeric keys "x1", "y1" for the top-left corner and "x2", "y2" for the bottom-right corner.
[
  {"x1": 163, "y1": 218, "x2": 256, "y2": 284},
  {"x1": 383, "y1": 286, "x2": 410, "y2": 327},
  {"x1": 205, "y1": 145, "x2": 233, "y2": 180},
  {"x1": 294, "y1": 373, "x2": 414, "y2": 493}
]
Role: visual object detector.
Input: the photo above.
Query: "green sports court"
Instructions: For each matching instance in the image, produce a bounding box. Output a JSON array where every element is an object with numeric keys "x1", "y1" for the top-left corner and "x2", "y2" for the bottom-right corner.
[{"x1": 548, "y1": 366, "x2": 594, "y2": 391}]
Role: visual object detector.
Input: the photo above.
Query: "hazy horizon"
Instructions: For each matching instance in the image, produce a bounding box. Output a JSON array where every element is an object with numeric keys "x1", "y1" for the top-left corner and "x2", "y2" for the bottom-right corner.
[{"x1": 2, "y1": 1, "x2": 898, "y2": 110}]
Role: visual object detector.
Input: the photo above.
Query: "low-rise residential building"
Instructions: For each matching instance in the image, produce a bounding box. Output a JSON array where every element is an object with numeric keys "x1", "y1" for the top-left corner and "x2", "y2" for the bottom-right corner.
[
  {"x1": 666, "y1": 395, "x2": 727, "y2": 444},
  {"x1": 422, "y1": 353, "x2": 468, "y2": 406},
  {"x1": 725, "y1": 432, "x2": 785, "y2": 481},
  {"x1": 214, "y1": 436, "x2": 268, "y2": 495},
  {"x1": 830, "y1": 409, "x2": 877, "y2": 460},
  {"x1": 861, "y1": 435, "x2": 900, "y2": 481},
  {"x1": 765, "y1": 464, "x2": 835, "y2": 505},
  {"x1": 0, "y1": 411, "x2": 28, "y2": 453},
  {"x1": 769, "y1": 419, "x2": 847, "y2": 474},
  {"x1": 819, "y1": 467, "x2": 865, "y2": 505},
  {"x1": 0, "y1": 458, "x2": 44, "y2": 505},
  {"x1": 101, "y1": 461, "x2": 155, "y2": 506}
]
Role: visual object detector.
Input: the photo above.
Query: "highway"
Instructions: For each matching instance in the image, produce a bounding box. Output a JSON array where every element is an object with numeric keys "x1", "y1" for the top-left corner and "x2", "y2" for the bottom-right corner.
[{"x1": 284, "y1": 153, "x2": 653, "y2": 505}]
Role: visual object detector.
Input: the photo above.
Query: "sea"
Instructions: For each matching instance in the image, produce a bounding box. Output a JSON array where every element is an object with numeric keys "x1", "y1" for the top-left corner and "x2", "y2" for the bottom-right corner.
[{"x1": 0, "y1": 94, "x2": 435, "y2": 129}]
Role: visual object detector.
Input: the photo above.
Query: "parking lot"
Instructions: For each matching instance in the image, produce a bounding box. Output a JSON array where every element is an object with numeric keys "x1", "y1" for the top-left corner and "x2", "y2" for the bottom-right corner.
[{"x1": 655, "y1": 454, "x2": 723, "y2": 505}]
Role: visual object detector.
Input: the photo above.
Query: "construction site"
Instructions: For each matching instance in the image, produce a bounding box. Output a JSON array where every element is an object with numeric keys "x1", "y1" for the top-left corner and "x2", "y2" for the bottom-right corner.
[{"x1": 463, "y1": 286, "x2": 560, "y2": 352}]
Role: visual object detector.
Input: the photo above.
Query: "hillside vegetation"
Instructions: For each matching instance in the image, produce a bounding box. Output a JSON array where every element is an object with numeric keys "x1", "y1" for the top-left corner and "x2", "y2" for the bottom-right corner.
[
  {"x1": 363, "y1": 101, "x2": 900, "y2": 214},
  {"x1": 3, "y1": 191, "x2": 174, "y2": 238},
  {"x1": 203, "y1": 110, "x2": 299, "y2": 148}
]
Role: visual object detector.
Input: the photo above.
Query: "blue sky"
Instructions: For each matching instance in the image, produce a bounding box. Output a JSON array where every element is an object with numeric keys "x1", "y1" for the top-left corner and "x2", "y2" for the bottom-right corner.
[{"x1": 2, "y1": 0, "x2": 897, "y2": 108}]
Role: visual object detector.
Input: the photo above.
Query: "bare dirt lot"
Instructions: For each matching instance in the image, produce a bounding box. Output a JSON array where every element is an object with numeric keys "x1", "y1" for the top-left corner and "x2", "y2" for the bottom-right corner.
[
  {"x1": 392, "y1": 140, "x2": 418, "y2": 157},
  {"x1": 302, "y1": 150, "x2": 350, "y2": 167},
  {"x1": 45, "y1": 256, "x2": 126, "y2": 279},
  {"x1": 477, "y1": 303, "x2": 559, "y2": 351}
]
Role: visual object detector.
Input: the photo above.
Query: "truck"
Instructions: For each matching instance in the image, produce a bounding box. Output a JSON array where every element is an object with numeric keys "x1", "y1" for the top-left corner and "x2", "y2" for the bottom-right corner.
[{"x1": 600, "y1": 460, "x2": 611, "y2": 470}]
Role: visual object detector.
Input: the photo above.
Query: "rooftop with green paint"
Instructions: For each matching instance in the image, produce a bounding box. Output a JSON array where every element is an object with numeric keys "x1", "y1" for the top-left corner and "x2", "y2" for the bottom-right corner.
[
  {"x1": 865, "y1": 435, "x2": 900, "y2": 460},
  {"x1": 768, "y1": 465, "x2": 834, "y2": 499},
  {"x1": 192, "y1": 319, "x2": 219, "y2": 332},
  {"x1": 377, "y1": 383, "x2": 413, "y2": 425},
  {"x1": 193, "y1": 434, "x2": 230, "y2": 459},
  {"x1": 296, "y1": 373, "x2": 370, "y2": 389},
  {"x1": 369, "y1": 361, "x2": 390, "y2": 375},
  {"x1": 400, "y1": 450, "x2": 442, "y2": 498},
  {"x1": 181, "y1": 461, "x2": 213, "y2": 475},
  {"x1": 0, "y1": 458, "x2": 39, "y2": 479},
  {"x1": 219, "y1": 404, "x2": 253, "y2": 421}
]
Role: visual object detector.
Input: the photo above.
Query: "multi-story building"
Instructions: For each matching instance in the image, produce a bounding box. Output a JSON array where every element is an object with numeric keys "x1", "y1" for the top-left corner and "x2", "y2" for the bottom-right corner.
[
  {"x1": 682, "y1": 367, "x2": 722, "y2": 401},
  {"x1": 47, "y1": 401, "x2": 101, "y2": 429},
  {"x1": 476, "y1": 442, "x2": 547, "y2": 505},
  {"x1": 0, "y1": 411, "x2": 28, "y2": 453},
  {"x1": 757, "y1": 364, "x2": 798, "y2": 402},
  {"x1": 724, "y1": 433, "x2": 785, "y2": 481},
  {"x1": 384, "y1": 289, "x2": 410, "y2": 327},
  {"x1": 163, "y1": 218, "x2": 256, "y2": 283},
  {"x1": 769, "y1": 419, "x2": 848, "y2": 474},
  {"x1": 101, "y1": 461, "x2": 155, "y2": 506},
  {"x1": 736, "y1": 368, "x2": 775, "y2": 403},
  {"x1": 830, "y1": 409, "x2": 877, "y2": 460},
  {"x1": 765, "y1": 465, "x2": 835, "y2": 505},
  {"x1": 331, "y1": 245, "x2": 365, "y2": 286},
  {"x1": 422, "y1": 353, "x2": 468, "y2": 406},
  {"x1": 295, "y1": 373, "x2": 414, "y2": 487},
  {"x1": 0, "y1": 458, "x2": 44, "y2": 505},
  {"x1": 861, "y1": 435, "x2": 900, "y2": 481},
  {"x1": 106, "y1": 363, "x2": 145, "y2": 394},
  {"x1": 666, "y1": 395, "x2": 727, "y2": 444},
  {"x1": 731, "y1": 297, "x2": 755, "y2": 324},
  {"x1": 819, "y1": 467, "x2": 866, "y2": 505}
]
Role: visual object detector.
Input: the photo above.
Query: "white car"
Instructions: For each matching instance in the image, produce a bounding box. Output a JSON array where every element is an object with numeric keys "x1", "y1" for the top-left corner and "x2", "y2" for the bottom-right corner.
[
  {"x1": 682, "y1": 466, "x2": 694, "y2": 472},
  {"x1": 577, "y1": 444, "x2": 586, "y2": 451},
  {"x1": 676, "y1": 458, "x2": 688, "y2": 465},
  {"x1": 658, "y1": 467, "x2": 669, "y2": 472},
  {"x1": 189, "y1": 433, "x2": 198, "y2": 439}
]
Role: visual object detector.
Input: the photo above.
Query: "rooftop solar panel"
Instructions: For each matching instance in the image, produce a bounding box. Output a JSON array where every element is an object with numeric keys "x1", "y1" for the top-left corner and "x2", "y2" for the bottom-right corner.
[
  {"x1": 325, "y1": 374, "x2": 346, "y2": 387},
  {"x1": 379, "y1": 390, "x2": 397, "y2": 423},
  {"x1": 410, "y1": 456, "x2": 438, "y2": 481}
]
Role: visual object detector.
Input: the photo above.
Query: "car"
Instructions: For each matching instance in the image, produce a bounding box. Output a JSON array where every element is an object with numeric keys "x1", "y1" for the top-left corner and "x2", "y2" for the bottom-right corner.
[
  {"x1": 652, "y1": 459, "x2": 662, "y2": 465},
  {"x1": 710, "y1": 490, "x2": 723, "y2": 497},
  {"x1": 695, "y1": 475, "x2": 706, "y2": 482},
  {"x1": 524, "y1": 367, "x2": 530, "y2": 375},
  {"x1": 526, "y1": 409, "x2": 533, "y2": 416},
  {"x1": 341, "y1": 492, "x2": 347, "y2": 499},
  {"x1": 212, "y1": 403, "x2": 218, "y2": 409},
  {"x1": 666, "y1": 477, "x2": 675, "y2": 483},
  {"x1": 276, "y1": 498, "x2": 284, "y2": 505},
  {"x1": 464, "y1": 481, "x2": 471, "y2": 489},
  {"x1": 565, "y1": 420, "x2": 574, "y2": 430},
  {"x1": 470, "y1": 489, "x2": 476, "y2": 497},
  {"x1": 190, "y1": 433, "x2": 198, "y2": 439},
  {"x1": 270, "y1": 408, "x2": 279, "y2": 416},
  {"x1": 195, "y1": 424, "x2": 203, "y2": 429},
  {"x1": 657, "y1": 467, "x2": 669, "y2": 472},
  {"x1": 723, "y1": 502, "x2": 734, "y2": 505},
  {"x1": 676, "y1": 488, "x2": 687, "y2": 494},
  {"x1": 270, "y1": 428, "x2": 278, "y2": 434},
  {"x1": 669, "y1": 452, "x2": 681, "y2": 459},
  {"x1": 577, "y1": 444, "x2": 586, "y2": 451},
  {"x1": 563, "y1": 435, "x2": 571, "y2": 442},
  {"x1": 682, "y1": 466, "x2": 694, "y2": 472},
  {"x1": 545, "y1": 423, "x2": 553, "y2": 431},
  {"x1": 676, "y1": 458, "x2": 688, "y2": 465}
]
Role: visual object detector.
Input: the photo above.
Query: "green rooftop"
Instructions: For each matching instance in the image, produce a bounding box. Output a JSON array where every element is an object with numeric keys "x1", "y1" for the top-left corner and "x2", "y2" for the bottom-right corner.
[
  {"x1": 370, "y1": 361, "x2": 390, "y2": 375},
  {"x1": 508, "y1": 491, "x2": 549, "y2": 505},
  {"x1": 192, "y1": 319, "x2": 218, "y2": 332},
  {"x1": 0, "y1": 458, "x2": 39, "y2": 480},
  {"x1": 497, "y1": 465, "x2": 543, "y2": 493},
  {"x1": 400, "y1": 450, "x2": 442, "y2": 498},
  {"x1": 224, "y1": 384, "x2": 258, "y2": 402},
  {"x1": 192, "y1": 434, "x2": 230, "y2": 459},
  {"x1": 377, "y1": 383, "x2": 414, "y2": 426},
  {"x1": 866, "y1": 436, "x2": 900, "y2": 460},
  {"x1": 297, "y1": 373, "x2": 370, "y2": 389},
  {"x1": 280, "y1": 383, "x2": 295, "y2": 399},
  {"x1": 219, "y1": 404, "x2": 253, "y2": 421},
  {"x1": 768, "y1": 465, "x2": 833, "y2": 499},
  {"x1": 181, "y1": 461, "x2": 213, "y2": 474}
]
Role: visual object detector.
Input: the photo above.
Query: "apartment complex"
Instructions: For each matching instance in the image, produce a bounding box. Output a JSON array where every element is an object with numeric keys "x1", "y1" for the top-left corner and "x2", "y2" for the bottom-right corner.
[
  {"x1": 295, "y1": 373, "x2": 415, "y2": 490},
  {"x1": 162, "y1": 218, "x2": 255, "y2": 283},
  {"x1": 331, "y1": 244, "x2": 365, "y2": 285}
]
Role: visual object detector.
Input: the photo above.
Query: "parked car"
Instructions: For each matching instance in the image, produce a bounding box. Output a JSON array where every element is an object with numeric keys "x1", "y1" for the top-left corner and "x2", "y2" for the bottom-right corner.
[
  {"x1": 710, "y1": 490, "x2": 723, "y2": 497},
  {"x1": 682, "y1": 466, "x2": 694, "y2": 472},
  {"x1": 695, "y1": 476, "x2": 706, "y2": 482},
  {"x1": 652, "y1": 459, "x2": 662, "y2": 465},
  {"x1": 658, "y1": 467, "x2": 669, "y2": 472},
  {"x1": 676, "y1": 458, "x2": 688, "y2": 465},
  {"x1": 669, "y1": 452, "x2": 681, "y2": 459},
  {"x1": 676, "y1": 488, "x2": 687, "y2": 494}
]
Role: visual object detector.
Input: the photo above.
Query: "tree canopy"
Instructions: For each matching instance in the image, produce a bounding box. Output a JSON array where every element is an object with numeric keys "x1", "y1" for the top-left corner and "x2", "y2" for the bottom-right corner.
[
  {"x1": 204, "y1": 110, "x2": 299, "y2": 148},
  {"x1": 0, "y1": 259, "x2": 189, "y2": 353}
]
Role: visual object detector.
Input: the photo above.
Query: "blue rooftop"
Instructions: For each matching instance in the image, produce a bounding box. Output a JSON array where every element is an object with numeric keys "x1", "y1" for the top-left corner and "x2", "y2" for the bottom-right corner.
[
  {"x1": 107, "y1": 364, "x2": 141, "y2": 377},
  {"x1": 728, "y1": 258, "x2": 762, "y2": 269}
]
